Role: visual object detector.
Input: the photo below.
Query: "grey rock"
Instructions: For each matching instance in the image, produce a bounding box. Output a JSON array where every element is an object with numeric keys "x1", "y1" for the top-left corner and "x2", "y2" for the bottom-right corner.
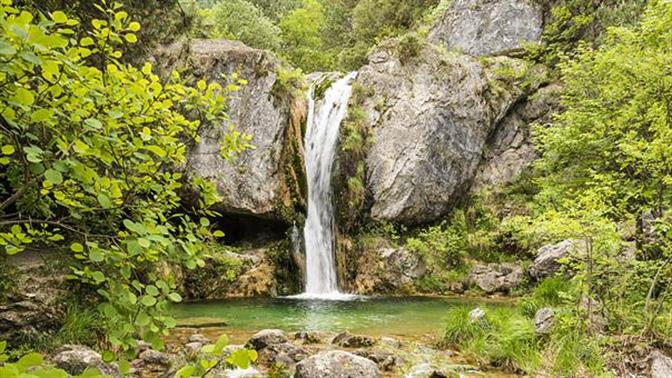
[
  {"x1": 429, "y1": 0, "x2": 543, "y2": 56},
  {"x1": 469, "y1": 307, "x2": 486, "y2": 324},
  {"x1": 358, "y1": 41, "x2": 531, "y2": 225},
  {"x1": 183, "y1": 342, "x2": 203, "y2": 355},
  {"x1": 468, "y1": 263, "x2": 523, "y2": 293},
  {"x1": 131, "y1": 349, "x2": 176, "y2": 377},
  {"x1": 52, "y1": 345, "x2": 119, "y2": 378},
  {"x1": 295, "y1": 350, "x2": 382, "y2": 378},
  {"x1": 353, "y1": 348, "x2": 403, "y2": 371},
  {"x1": 248, "y1": 329, "x2": 288, "y2": 350},
  {"x1": 256, "y1": 342, "x2": 308, "y2": 369},
  {"x1": 529, "y1": 239, "x2": 584, "y2": 280},
  {"x1": 534, "y1": 307, "x2": 554, "y2": 335},
  {"x1": 332, "y1": 332, "x2": 377, "y2": 348},
  {"x1": 295, "y1": 331, "x2": 324, "y2": 344},
  {"x1": 650, "y1": 350, "x2": 672, "y2": 378},
  {"x1": 0, "y1": 301, "x2": 61, "y2": 342},
  {"x1": 154, "y1": 39, "x2": 305, "y2": 221},
  {"x1": 404, "y1": 363, "x2": 452, "y2": 378},
  {"x1": 354, "y1": 247, "x2": 427, "y2": 294},
  {"x1": 379, "y1": 337, "x2": 402, "y2": 349},
  {"x1": 188, "y1": 333, "x2": 211, "y2": 344},
  {"x1": 472, "y1": 83, "x2": 560, "y2": 190}
]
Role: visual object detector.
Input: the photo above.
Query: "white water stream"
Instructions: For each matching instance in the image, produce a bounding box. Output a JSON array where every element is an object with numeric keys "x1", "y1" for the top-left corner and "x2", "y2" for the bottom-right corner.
[{"x1": 300, "y1": 72, "x2": 357, "y2": 298}]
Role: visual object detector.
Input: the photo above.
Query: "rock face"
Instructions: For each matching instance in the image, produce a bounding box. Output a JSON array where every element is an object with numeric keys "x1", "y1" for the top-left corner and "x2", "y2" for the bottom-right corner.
[
  {"x1": 154, "y1": 39, "x2": 306, "y2": 222},
  {"x1": 473, "y1": 83, "x2": 561, "y2": 190},
  {"x1": 295, "y1": 350, "x2": 382, "y2": 378},
  {"x1": 353, "y1": 247, "x2": 427, "y2": 294},
  {"x1": 529, "y1": 239, "x2": 583, "y2": 280},
  {"x1": 52, "y1": 345, "x2": 119, "y2": 377},
  {"x1": 429, "y1": 0, "x2": 543, "y2": 56},
  {"x1": 534, "y1": 307, "x2": 554, "y2": 335},
  {"x1": 650, "y1": 350, "x2": 672, "y2": 378},
  {"x1": 0, "y1": 251, "x2": 68, "y2": 345},
  {"x1": 358, "y1": 41, "x2": 533, "y2": 225},
  {"x1": 468, "y1": 263, "x2": 523, "y2": 293}
]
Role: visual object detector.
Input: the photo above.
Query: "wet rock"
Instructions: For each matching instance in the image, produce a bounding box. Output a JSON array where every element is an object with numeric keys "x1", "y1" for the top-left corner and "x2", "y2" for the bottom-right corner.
[
  {"x1": 359, "y1": 41, "x2": 533, "y2": 225},
  {"x1": 332, "y1": 332, "x2": 377, "y2": 348},
  {"x1": 295, "y1": 350, "x2": 381, "y2": 378},
  {"x1": 154, "y1": 39, "x2": 306, "y2": 221},
  {"x1": 529, "y1": 240, "x2": 584, "y2": 280},
  {"x1": 405, "y1": 363, "x2": 456, "y2": 378},
  {"x1": 295, "y1": 331, "x2": 324, "y2": 344},
  {"x1": 353, "y1": 348, "x2": 403, "y2": 371},
  {"x1": 428, "y1": 0, "x2": 543, "y2": 56},
  {"x1": 534, "y1": 308, "x2": 554, "y2": 335},
  {"x1": 52, "y1": 345, "x2": 119, "y2": 377},
  {"x1": 468, "y1": 263, "x2": 523, "y2": 293},
  {"x1": 248, "y1": 329, "x2": 288, "y2": 350},
  {"x1": 131, "y1": 349, "x2": 176, "y2": 377},
  {"x1": 354, "y1": 247, "x2": 427, "y2": 294},
  {"x1": 650, "y1": 350, "x2": 672, "y2": 378},
  {"x1": 469, "y1": 307, "x2": 486, "y2": 324},
  {"x1": 256, "y1": 342, "x2": 308, "y2": 369},
  {"x1": 380, "y1": 337, "x2": 402, "y2": 349}
]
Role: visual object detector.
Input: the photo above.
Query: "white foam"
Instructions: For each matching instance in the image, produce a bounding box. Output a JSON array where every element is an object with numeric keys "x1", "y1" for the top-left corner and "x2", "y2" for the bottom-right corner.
[{"x1": 286, "y1": 292, "x2": 364, "y2": 301}]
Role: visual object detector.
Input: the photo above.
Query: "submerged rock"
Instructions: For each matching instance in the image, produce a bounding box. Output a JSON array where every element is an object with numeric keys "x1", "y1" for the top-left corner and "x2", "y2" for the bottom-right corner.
[
  {"x1": 52, "y1": 345, "x2": 119, "y2": 377},
  {"x1": 295, "y1": 350, "x2": 382, "y2": 378},
  {"x1": 534, "y1": 307, "x2": 554, "y2": 335},
  {"x1": 428, "y1": 0, "x2": 543, "y2": 56},
  {"x1": 529, "y1": 239, "x2": 584, "y2": 280},
  {"x1": 358, "y1": 40, "x2": 533, "y2": 225},
  {"x1": 248, "y1": 329, "x2": 288, "y2": 350},
  {"x1": 468, "y1": 263, "x2": 523, "y2": 293},
  {"x1": 332, "y1": 332, "x2": 377, "y2": 348}
]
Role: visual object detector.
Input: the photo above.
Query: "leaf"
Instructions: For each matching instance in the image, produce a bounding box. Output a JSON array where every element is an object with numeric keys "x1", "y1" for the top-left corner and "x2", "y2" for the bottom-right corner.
[
  {"x1": 90, "y1": 271, "x2": 106, "y2": 284},
  {"x1": 145, "y1": 285, "x2": 159, "y2": 296},
  {"x1": 52, "y1": 11, "x2": 68, "y2": 23},
  {"x1": 141, "y1": 295, "x2": 157, "y2": 307},
  {"x1": 197, "y1": 80, "x2": 207, "y2": 91},
  {"x1": 84, "y1": 118, "x2": 103, "y2": 129},
  {"x1": 44, "y1": 169, "x2": 63, "y2": 185},
  {"x1": 2, "y1": 145, "x2": 15, "y2": 155},
  {"x1": 136, "y1": 311, "x2": 151, "y2": 326},
  {"x1": 16, "y1": 352, "x2": 44, "y2": 371},
  {"x1": 176, "y1": 366, "x2": 195, "y2": 378},
  {"x1": 80, "y1": 37, "x2": 94, "y2": 47},
  {"x1": 128, "y1": 22, "x2": 141, "y2": 32},
  {"x1": 0, "y1": 341, "x2": 6, "y2": 353},
  {"x1": 102, "y1": 351, "x2": 115, "y2": 363},
  {"x1": 70, "y1": 242, "x2": 84, "y2": 252},
  {"x1": 89, "y1": 250, "x2": 104, "y2": 263},
  {"x1": 168, "y1": 292, "x2": 182, "y2": 302},
  {"x1": 0, "y1": 40, "x2": 17, "y2": 56},
  {"x1": 31, "y1": 108, "x2": 53, "y2": 122},
  {"x1": 213, "y1": 334, "x2": 229, "y2": 355},
  {"x1": 124, "y1": 33, "x2": 137, "y2": 43},
  {"x1": 32, "y1": 367, "x2": 68, "y2": 378},
  {"x1": 97, "y1": 193, "x2": 112, "y2": 208},
  {"x1": 12, "y1": 87, "x2": 35, "y2": 106}
]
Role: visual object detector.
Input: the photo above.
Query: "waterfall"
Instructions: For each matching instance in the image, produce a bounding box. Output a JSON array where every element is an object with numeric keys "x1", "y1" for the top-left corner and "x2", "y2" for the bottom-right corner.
[{"x1": 302, "y1": 72, "x2": 357, "y2": 297}]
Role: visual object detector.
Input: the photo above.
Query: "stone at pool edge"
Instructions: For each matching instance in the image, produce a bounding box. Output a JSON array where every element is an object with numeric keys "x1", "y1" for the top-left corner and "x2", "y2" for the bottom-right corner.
[
  {"x1": 51, "y1": 345, "x2": 120, "y2": 378},
  {"x1": 295, "y1": 350, "x2": 382, "y2": 378},
  {"x1": 332, "y1": 332, "x2": 377, "y2": 348},
  {"x1": 247, "y1": 329, "x2": 289, "y2": 350}
]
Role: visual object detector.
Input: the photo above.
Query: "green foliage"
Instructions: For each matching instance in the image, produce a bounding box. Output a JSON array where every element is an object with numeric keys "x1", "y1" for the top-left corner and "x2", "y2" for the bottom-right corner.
[
  {"x1": 395, "y1": 32, "x2": 423, "y2": 63},
  {"x1": 196, "y1": 0, "x2": 282, "y2": 51},
  {"x1": 406, "y1": 212, "x2": 468, "y2": 270},
  {"x1": 279, "y1": 0, "x2": 332, "y2": 72},
  {"x1": 0, "y1": 1, "x2": 250, "y2": 352},
  {"x1": 0, "y1": 341, "x2": 103, "y2": 378},
  {"x1": 177, "y1": 334, "x2": 258, "y2": 377}
]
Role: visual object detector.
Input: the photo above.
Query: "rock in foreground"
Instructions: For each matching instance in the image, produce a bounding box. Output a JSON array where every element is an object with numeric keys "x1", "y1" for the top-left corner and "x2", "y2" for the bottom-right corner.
[{"x1": 295, "y1": 350, "x2": 382, "y2": 378}]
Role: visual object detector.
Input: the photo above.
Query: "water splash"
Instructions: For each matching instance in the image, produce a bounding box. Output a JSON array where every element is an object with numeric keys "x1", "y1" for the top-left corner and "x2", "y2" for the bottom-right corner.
[{"x1": 302, "y1": 72, "x2": 357, "y2": 296}]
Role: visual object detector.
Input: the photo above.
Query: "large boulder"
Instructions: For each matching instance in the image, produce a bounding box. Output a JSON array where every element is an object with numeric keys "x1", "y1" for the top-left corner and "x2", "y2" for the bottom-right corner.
[
  {"x1": 428, "y1": 0, "x2": 543, "y2": 56},
  {"x1": 353, "y1": 247, "x2": 427, "y2": 294},
  {"x1": 295, "y1": 350, "x2": 382, "y2": 378},
  {"x1": 529, "y1": 239, "x2": 584, "y2": 280},
  {"x1": 468, "y1": 263, "x2": 523, "y2": 293},
  {"x1": 357, "y1": 40, "x2": 534, "y2": 225},
  {"x1": 154, "y1": 39, "x2": 306, "y2": 222}
]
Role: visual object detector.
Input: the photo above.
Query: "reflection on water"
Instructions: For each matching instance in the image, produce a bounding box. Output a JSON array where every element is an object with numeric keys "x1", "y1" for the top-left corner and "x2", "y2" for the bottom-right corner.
[{"x1": 170, "y1": 296, "x2": 512, "y2": 340}]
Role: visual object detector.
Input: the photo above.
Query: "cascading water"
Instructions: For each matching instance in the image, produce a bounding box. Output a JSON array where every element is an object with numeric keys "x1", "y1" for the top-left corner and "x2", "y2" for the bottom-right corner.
[{"x1": 301, "y1": 72, "x2": 357, "y2": 297}]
